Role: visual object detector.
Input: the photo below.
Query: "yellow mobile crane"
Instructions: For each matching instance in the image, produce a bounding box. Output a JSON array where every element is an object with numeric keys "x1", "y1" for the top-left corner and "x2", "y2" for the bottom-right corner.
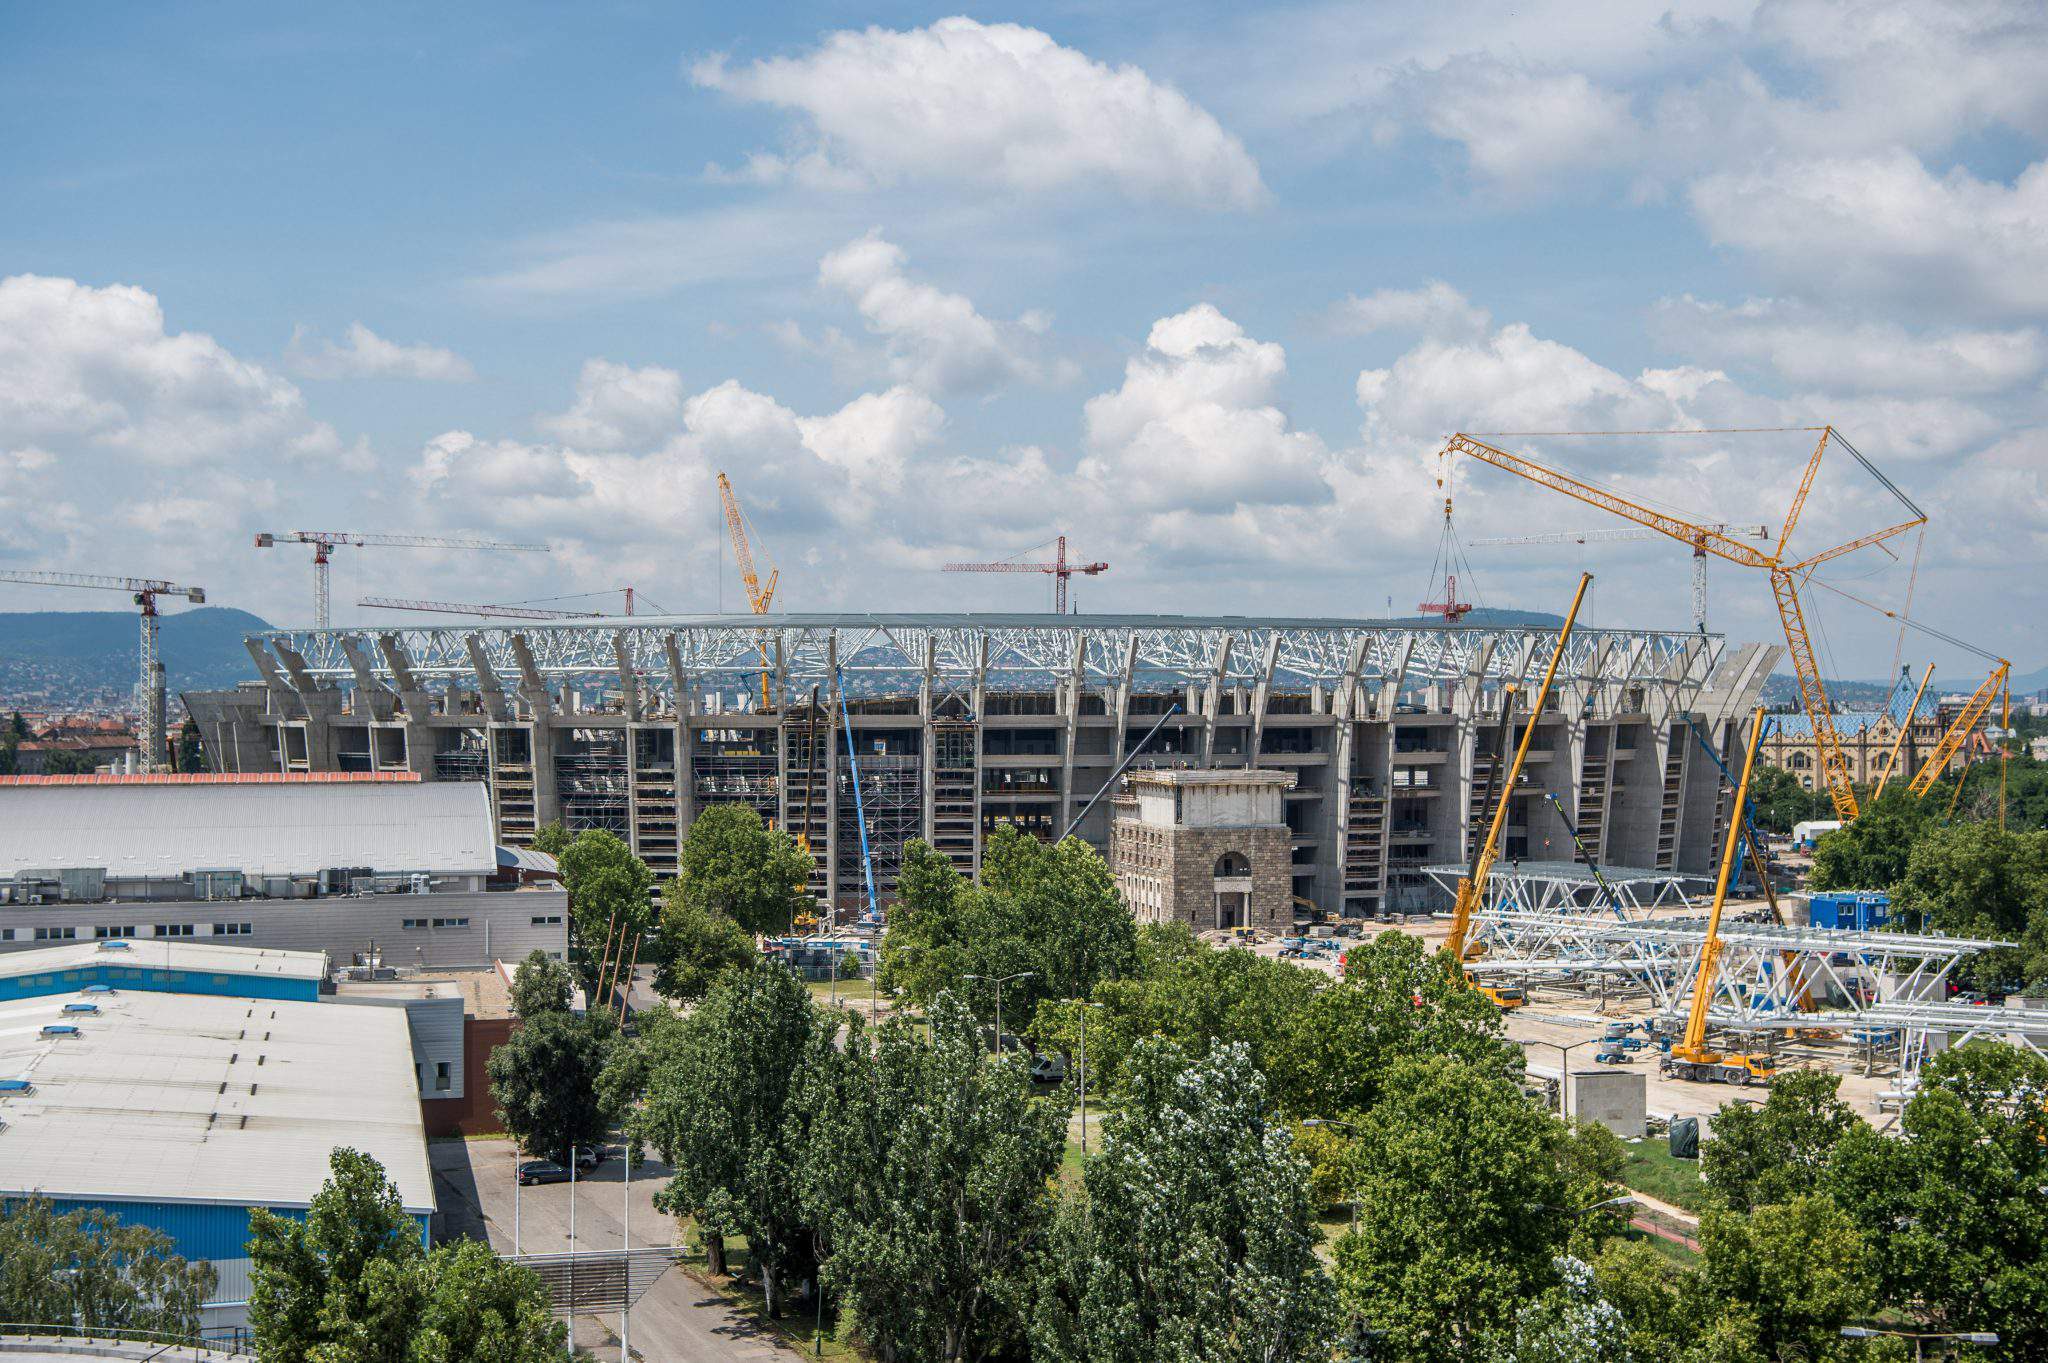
[
  {"x1": 1445, "y1": 572, "x2": 1593, "y2": 987},
  {"x1": 1441, "y1": 428, "x2": 1927, "y2": 825},
  {"x1": 1662, "y1": 706, "x2": 1776, "y2": 1086},
  {"x1": 717, "y1": 471, "x2": 780, "y2": 711}
]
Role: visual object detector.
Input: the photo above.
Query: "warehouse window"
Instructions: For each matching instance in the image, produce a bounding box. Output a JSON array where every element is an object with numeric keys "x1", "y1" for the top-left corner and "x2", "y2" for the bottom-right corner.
[
  {"x1": 154, "y1": 924, "x2": 195, "y2": 938},
  {"x1": 434, "y1": 1062, "x2": 451, "y2": 1092},
  {"x1": 212, "y1": 923, "x2": 254, "y2": 937},
  {"x1": 33, "y1": 926, "x2": 77, "y2": 941},
  {"x1": 431, "y1": 917, "x2": 470, "y2": 929},
  {"x1": 530, "y1": 915, "x2": 563, "y2": 926},
  {"x1": 402, "y1": 918, "x2": 427, "y2": 930},
  {"x1": 0, "y1": 929, "x2": 12, "y2": 942},
  {"x1": 94, "y1": 925, "x2": 136, "y2": 940}
]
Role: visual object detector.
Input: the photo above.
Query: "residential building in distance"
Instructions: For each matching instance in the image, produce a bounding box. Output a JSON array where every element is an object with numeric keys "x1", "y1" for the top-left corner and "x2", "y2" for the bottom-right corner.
[
  {"x1": 1110, "y1": 768, "x2": 1297, "y2": 933},
  {"x1": 0, "y1": 773, "x2": 568, "y2": 967},
  {"x1": 0, "y1": 940, "x2": 433, "y2": 1337},
  {"x1": 189, "y1": 613, "x2": 1778, "y2": 917}
]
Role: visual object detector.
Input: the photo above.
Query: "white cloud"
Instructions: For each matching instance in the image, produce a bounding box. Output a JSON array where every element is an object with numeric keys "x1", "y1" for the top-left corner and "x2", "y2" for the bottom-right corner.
[
  {"x1": 796, "y1": 386, "x2": 946, "y2": 490},
  {"x1": 815, "y1": 231, "x2": 1056, "y2": 396},
  {"x1": 537, "y1": 359, "x2": 685, "y2": 449},
  {"x1": 692, "y1": 17, "x2": 1266, "y2": 209},
  {"x1": 1653, "y1": 295, "x2": 2045, "y2": 394},
  {"x1": 1409, "y1": 59, "x2": 1640, "y2": 190},
  {"x1": 1079, "y1": 304, "x2": 1332, "y2": 513},
  {"x1": 0, "y1": 274, "x2": 307, "y2": 464},
  {"x1": 1689, "y1": 152, "x2": 2048, "y2": 318},
  {"x1": 287, "y1": 322, "x2": 475, "y2": 382},
  {"x1": 1331, "y1": 280, "x2": 1491, "y2": 340}
]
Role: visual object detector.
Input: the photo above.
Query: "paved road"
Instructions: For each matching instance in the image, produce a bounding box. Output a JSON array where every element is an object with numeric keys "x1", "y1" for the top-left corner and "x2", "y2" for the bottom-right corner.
[{"x1": 432, "y1": 1138, "x2": 791, "y2": 1362}]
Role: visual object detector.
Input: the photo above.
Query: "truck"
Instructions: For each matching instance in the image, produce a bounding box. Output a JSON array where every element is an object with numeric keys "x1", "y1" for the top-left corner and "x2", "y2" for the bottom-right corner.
[
  {"x1": 1660, "y1": 1052, "x2": 1775, "y2": 1086},
  {"x1": 1476, "y1": 983, "x2": 1526, "y2": 1011}
]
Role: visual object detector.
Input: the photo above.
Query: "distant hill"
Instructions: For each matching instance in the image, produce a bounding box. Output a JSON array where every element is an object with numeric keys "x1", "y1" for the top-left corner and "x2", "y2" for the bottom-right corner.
[{"x1": 0, "y1": 607, "x2": 271, "y2": 707}]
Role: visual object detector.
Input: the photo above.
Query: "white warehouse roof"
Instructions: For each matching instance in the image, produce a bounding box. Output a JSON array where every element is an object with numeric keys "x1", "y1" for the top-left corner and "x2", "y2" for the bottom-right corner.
[
  {"x1": 0, "y1": 938, "x2": 328, "y2": 984},
  {"x1": 0, "y1": 987, "x2": 433, "y2": 1214},
  {"x1": 0, "y1": 776, "x2": 496, "y2": 880}
]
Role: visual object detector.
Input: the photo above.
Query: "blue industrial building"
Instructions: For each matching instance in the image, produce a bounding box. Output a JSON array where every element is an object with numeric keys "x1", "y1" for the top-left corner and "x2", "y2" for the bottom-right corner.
[
  {"x1": 0, "y1": 941, "x2": 433, "y2": 1335},
  {"x1": 1805, "y1": 890, "x2": 1891, "y2": 932}
]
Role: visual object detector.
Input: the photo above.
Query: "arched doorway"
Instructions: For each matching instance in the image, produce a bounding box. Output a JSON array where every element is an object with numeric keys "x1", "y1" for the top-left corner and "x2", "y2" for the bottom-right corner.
[{"x1": 1213, "y1": 851, "x2": 1252, "y2": 930}]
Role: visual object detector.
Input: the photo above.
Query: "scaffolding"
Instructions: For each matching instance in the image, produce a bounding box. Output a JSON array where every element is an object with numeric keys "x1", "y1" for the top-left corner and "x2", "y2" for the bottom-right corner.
[
  {"x1": 692, "y1": 729, "x2": 780, "y2": 825},
  {"x1": 784, "y1": 702, "x2": 831, "y2": 902},
  {"x1": 836, "y1": 740, "x2": 920, "y2": 904},
  {"x1": 931, "y1": 721, "x2": 978, "y2": 875},
  {"x1": 558, "y1": 728, "x2": 631, "y2": 838},
  {"x1": 490, "y1": 727, "x2": 537, "y2": 846},
  {"x1": 631, "y1": 727, "x2": 678, "y2": 875}
]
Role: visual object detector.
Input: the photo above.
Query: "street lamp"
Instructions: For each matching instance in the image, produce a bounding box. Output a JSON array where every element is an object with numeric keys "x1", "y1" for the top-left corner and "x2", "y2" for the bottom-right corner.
[
  {"x1": 1303, "y1": 1117, "x2": 1361, "y2": 1233},
  {"x1": 964, "y1": 971, "x2": 1035, "y2": 1054},
  {"x1": 1520, "y1": 1037, "x2": 1597, "y2": 1120},
  {"x1": 1076, "y1": 1001, "x2": 1102, "y2": 1155},
  {"x1": 1842, "y1": 1327, "x2": 1998, "y2": 1361}
]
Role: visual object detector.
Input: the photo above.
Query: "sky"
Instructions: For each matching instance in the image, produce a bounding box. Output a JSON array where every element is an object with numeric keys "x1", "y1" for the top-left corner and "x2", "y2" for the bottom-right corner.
[{"x1": 1, "y1": 1, "x2": 2042, "y2": 680}]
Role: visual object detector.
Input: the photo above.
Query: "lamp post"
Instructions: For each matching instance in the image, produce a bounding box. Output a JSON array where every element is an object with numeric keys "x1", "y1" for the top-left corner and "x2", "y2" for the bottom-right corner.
[
  {"x1": 964, "y1": 971, "x2": 1035, "y2": 1054},
  {"x1": 1303, "y1": 1117, "x2": 1361, "y2": 1233},
  {"x1": 1842, "y1": 1327, "x2": 1999, "y2": 1362},
  {"x1": 1077, "y1": 1001, "x2": 1102, "y2": 1155},
  {"x1": 1521, "y1": 1037, "x2": 1596, "y2": 1120}
]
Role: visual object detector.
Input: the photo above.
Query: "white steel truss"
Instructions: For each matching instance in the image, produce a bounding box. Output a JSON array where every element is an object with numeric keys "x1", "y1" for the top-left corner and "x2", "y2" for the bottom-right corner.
[
  {"x1": 250, "y1": 612, "x2": 1723, "y2": 710},
  {"x1": 1855, "y1": 1001, "x2": 2048, "y2": 1087},
  {"x1": 1467, "y1": 911, "x2": 2009, "y2": 1032},
  {"x1": 1423, "y1": 860, "x2": 1706, "y2": 919}
]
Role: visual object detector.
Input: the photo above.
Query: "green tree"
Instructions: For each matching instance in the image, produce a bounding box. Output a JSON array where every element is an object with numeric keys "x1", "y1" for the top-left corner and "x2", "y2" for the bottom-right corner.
[
  {"x1": 1332, "y1": 1055, "x2": 1593, "y2": 1363},
  {"x1": 1825, "y1": 1042, "x2": 2048, "y2": 1357},
  {"x1": 639, "y1": 960, "x2": 827, "y2": 1315},
  {"x1": 531, "y1": 821, "x2": 572, "y2": 858},
  {"x1": 247, "y1": 1147, "x2": 425, "y2": 1362},
  {"x1": 174, "y1": 717, "x2": 206, "y2": 773},
  {"x1": 0, "y1": 1198, "x2": 215, "y2": 1341},
  {"x1": 1693, "y1": 1195, "x2": 1876, "y2": 1363},
  {"x1": 651, "y1": 886, "x2": 760, "y2": 1002},
  {"x1": 407, "y1": 1238, "x2": 566, "y2": 1363},
  {"x1": 507, "y1": 949, "x2": 574, "y2": 1019},
  {"x1": 556, "y1": 829, "x2": 654, "y2": 990},
  {"x1": 883, "y1": 830, "x2": 1136, "y2": 1029},
  {"x1": 1033, "y1": 1040, "x2": 1338, "y2": 1363},
  {"x1": 1809, "y1": 788, "x2": 1933, "y2": 891},
  {"x1": 1505, "y1": 1256, "x2": 1630, "y2": 1363},
  {"x1": 486, "y1": 1010, "x2": 613, "y2": 1164},
  {"x1": 1590, "y1": 1240, "x2": 1690, "y2": 1363},
  {"x1": 802, "y1": 993, "x2": 1068, "y2": 1362},
  {"x1": 677, "y1": 802, "x2": 814, "y2": 936},
  {"x1": 1890, "y1": 822, "x2": 2048, "y2": 984},
  {"x1": 1747, "y1": 762, "x2": 1830, "y2": 834},
  {"x1": 1700, "y1": 1069, "x2": 1859, "y2": 1212}
]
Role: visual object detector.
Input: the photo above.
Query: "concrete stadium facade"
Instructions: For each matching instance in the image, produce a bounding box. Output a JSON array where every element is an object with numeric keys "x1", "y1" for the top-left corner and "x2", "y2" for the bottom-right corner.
[{"x1": 189, "y1": 613, "x2": 1783, "y2": 918}]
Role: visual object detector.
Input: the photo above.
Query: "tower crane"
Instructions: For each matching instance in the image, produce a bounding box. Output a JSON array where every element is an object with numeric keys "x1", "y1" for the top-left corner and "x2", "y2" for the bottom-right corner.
[
  {"x1": 943, "y1": 535, "x2": 1108, "y2": 614},
  {"x1": 253, "y1": 530, "x2": 551, "y2": 628},
  {"x1": 1471, "y1": 524, "x2": 1769, "y2": 631},
  {"x1": 717, "y1": 472, "x2": 779, "y2": 710},
  {"x1": 0, "y1": 570, "x2": 206, "y2": 772},
  {"x1": 1440, "y1": 428, "x2": 1927, "y2": 824}
]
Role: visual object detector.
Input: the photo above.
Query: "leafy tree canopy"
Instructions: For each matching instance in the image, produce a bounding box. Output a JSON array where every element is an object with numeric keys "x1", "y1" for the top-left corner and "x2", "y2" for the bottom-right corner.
[
  {"x1": 554, "y1": 829, "x2": 655, "y2": 986},
  {"x1": 1746, "y1": 762, "x2": 1833, "y2": 835},
  {"x1": 1890, "y1": 821, "x2": 2048, "y2": 984},
  {"x1": 677, "y1": 802, "x2": 814, "y2": 936},
  {"x1": 507, "y1": 949, "x2": 573, "y2": 1019},
  {"x1": 486, "y1": 1009, "x2": 615, "y2": 1164},
  {"x1": 0, "y1": 1198, "x2": 215, "y2": 1342},
  {"x1": 1699, "y1": 1069, "x2": 1860, "y2": 1213},
  {"x1": 651, "y1": 887, "x2": 759, "y2": 1002},
  {"x1": 1808, "y1": 788, "x2": 1934, "y2": 891}
]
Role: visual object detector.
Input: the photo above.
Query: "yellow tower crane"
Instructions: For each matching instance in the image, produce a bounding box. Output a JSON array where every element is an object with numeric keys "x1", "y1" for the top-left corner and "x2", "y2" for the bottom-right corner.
[
  {"x1": 1440, "y1": 428, "x2": 1927, "y2": 824},
  {"x1": 717, "y1": 472, "x2": 780, "y2": 711}
]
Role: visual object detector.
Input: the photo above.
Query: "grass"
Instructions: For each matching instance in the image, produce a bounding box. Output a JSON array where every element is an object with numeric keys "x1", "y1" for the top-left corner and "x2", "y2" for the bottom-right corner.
[{"x1": 1618, "y1": 1137, "x2": 1708, "y2": 1214}]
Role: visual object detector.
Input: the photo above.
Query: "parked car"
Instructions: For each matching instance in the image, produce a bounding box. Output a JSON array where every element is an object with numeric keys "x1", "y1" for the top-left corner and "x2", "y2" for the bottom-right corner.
[
  {"x1": 1028, "y1": 1051, "x2": 1069, "y2": 1085},
  {"x1": 517, "y1": 1160, "x2": 573, "y2": 1186}
]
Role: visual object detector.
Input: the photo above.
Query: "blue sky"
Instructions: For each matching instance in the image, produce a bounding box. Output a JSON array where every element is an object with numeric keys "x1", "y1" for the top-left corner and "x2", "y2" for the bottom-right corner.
[{"x1": 2, "y1": 2, "x2": 2042, "y2": 680}]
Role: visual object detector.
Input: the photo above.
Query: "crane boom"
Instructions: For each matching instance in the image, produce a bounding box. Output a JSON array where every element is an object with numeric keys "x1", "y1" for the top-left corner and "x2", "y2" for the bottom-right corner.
[
  {"x1": 254, "y1": 529, "x2": 551, "y2": 628},
  {"x1": 358, "y1": 596, "x2": 598, "y2": 620},
  {"x1": 1445, "y1": 571, "x2": 1592, "y2": 963},
  {"x1": 1674, "y1": 708, "x2": 1767, "y2": 1063},
  {"x1": 1906, "y1": 662, "x2": 2010, "y2": 798},
  {"x1": 1871, "y1": 664, "x2": 1934, "y2": 802},
  {"x1": 1442, "y1": 430, "x2": 1927, "y2": 825},
  {"x1": 717, "y1": 471, "x2": 779, "y2": 710},
  {"x1": 1471, "y1": 524, "x2": 1767, "y2": 547}
]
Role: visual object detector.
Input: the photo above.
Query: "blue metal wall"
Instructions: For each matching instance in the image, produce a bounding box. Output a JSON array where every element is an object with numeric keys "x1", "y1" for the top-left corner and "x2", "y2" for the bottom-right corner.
[
  {"x1": 40, "y1": 1198, "x2": 431, "y2": 1306},
  {"x1": 0, "y1": 964, "x2": 318, "y2": 1004}
]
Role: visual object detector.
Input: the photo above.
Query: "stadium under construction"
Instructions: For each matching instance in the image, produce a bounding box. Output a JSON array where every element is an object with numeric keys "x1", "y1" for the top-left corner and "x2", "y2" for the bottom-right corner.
[{"x1": 187, "y1": 612, "x2": 1782, "y2": 919}]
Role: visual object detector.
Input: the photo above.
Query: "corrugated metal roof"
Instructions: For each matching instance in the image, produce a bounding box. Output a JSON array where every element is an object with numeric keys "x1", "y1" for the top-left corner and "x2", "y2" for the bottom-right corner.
[
  {"x1": 0, "y1": 939, "x2": 328, "y2": 982},
  {"x1": 0, "y1": 780, "x2": 495, "y2": 879},
  {"x1": 0, "y1": 988, "x2": 433, "y2": 1213}
]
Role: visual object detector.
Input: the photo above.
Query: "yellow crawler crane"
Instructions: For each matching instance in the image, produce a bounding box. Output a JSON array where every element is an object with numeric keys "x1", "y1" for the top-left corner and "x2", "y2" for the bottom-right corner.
[
  {"x1": 1441, "y1": 428, "x2": 1927, "y2": 825},
  {"x1": 1445, "y1": 572, "x2": 1593, "y2": 984},
  {"x1": 1662, "y1": 706, "x2": 1776, "y2": 1086},
  {"x1": 718, "y1": 470, "x2": 780, "y2": 711}
]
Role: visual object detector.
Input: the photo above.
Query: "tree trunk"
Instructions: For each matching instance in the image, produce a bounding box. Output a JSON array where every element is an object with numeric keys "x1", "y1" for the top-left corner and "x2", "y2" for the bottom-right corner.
[
  {"x1": 763, "y1": 1263, "x2": 781, "y2": 1319},
  {"x1": 944, "y1": 1322, "x2": 963, "y2": 1362},
  {"x1": 704, "y1": 1230, "x2": 727, "y2": 1277}
]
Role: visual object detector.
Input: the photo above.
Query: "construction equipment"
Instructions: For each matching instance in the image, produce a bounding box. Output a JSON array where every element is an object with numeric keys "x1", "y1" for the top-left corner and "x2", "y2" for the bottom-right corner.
[
  {"x1": 359, "y1": 596, "x2": 599, "y2": 620},
  {"x1": 1871, "y1": 664, "x2": 1934, "y2": 802},
  {"x1": 1472, "y1": 524, "x2": 1768, "y2": 631},
  {"x1": 1539, "y1": 790, "x2": 1625, "y2": 918},
  {"x1": 254, "y1": 530, "x2": 551, "y2": 628},
  {"x1": 1662, "y1": 705, "x2": 1777, "y2": 1087},
  {"x1": 717, "y1": 472, "x2": 779, "y2": 710},
  {"x1": 0, "y1": 570, "x2": 206, "y2": 772},
  {"x1": 1906, "y1": 663, "x2": 2011, "y2": 798},
  {"x1": 944, "y1": 535, "x2": 1107, "y2": 614},
  {"x1": 1417, "y1": 464, "x2": 1477, "y2": 622},
  {"x1": 1445, "y1": 571, "x2": 1593, "y2": 966},
  {"x1": 1442, "y1": 428, "x2": 1927, "y2": 823}
]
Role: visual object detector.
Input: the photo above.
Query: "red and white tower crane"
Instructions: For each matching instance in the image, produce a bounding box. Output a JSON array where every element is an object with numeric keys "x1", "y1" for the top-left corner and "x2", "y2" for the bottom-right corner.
[
  {"x1": 943, "y1": 536, "x2": 1108, "y2": 614},
  {"x1": 253, "y1": 530, "x2": 551, "y2": 628},
  {"x1": 0, "y1": 570, "x2": 207, "y2": 772}
]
